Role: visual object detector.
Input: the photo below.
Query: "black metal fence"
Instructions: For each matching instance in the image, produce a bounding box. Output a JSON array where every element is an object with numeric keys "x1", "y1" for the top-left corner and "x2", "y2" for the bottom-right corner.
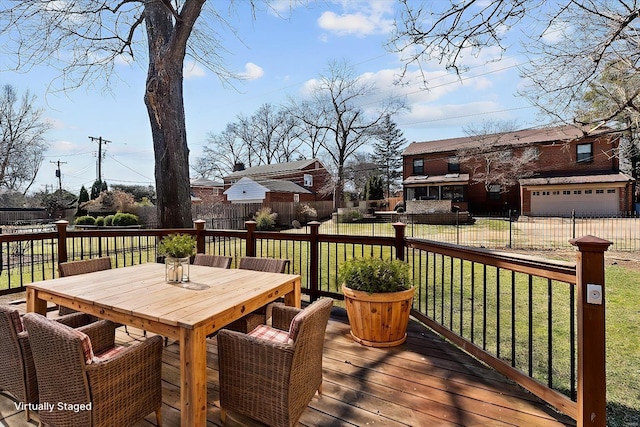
[{"x1": 312, "y1": 211, "x2": 640, "y2": 251}]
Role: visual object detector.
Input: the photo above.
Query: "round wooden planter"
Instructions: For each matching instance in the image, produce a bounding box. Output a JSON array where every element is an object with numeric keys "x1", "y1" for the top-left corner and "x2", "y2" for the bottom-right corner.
[{"x1": 341, "y1": 284, "x2": 415, "y2": 348}]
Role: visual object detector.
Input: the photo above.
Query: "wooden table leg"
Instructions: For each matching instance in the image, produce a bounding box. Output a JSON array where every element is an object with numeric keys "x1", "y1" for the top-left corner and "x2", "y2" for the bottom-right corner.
[
  {"x1": 180, "y1": 326, "x2": 208, "y2": 427},
  {"x1": 284, "y1": 278, "x2": 302, "y2": 308},
  {"x1": 26, "y1": 287, "x2": 47, "y2": 314}
]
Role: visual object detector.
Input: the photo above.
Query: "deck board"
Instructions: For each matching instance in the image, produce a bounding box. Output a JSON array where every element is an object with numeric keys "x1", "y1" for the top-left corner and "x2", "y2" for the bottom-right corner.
[{"x1": 0, "y1": 306, "x2": 575, "y2": 427}]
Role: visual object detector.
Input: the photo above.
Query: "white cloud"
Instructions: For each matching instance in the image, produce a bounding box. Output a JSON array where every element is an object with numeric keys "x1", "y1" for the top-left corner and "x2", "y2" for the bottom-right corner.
[
  {"x1": 50, "y1": 139, "x2": 81, "y2": 152},
  {"x1": 317, "y1": 0, "x2": 394, "y2": 37},
  {"x1": 184, "y1": 61, "x2": 206, "y2": 79},
  {"x1": 241, "y1": 62, "x2": 264, "y2": 81}
]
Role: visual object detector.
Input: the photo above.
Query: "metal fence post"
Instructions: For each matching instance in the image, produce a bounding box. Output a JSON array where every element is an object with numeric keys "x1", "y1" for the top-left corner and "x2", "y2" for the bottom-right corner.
[
  {"x1": 508, "y1": 209, "x2": 513, "y2": 249},
  {"x1": 570, "y1": 235, "x2": 611, "y2": 427}
]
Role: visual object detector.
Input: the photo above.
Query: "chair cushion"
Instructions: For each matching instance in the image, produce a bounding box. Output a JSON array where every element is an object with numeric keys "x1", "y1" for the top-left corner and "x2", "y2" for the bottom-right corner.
[
  {"x1": 93, "y1": 345, "x2": 127, "y2": 363},
  {"x1": 287, "y1": 310, "x2": 307, "y2": 342},
  {"x1": 67, "y1": 327, "x2": 95, "y2": 364},
  {"x1": 8, "y1": 309, "x2": 23, "y2": 333},
  {"x1": 248, "y1": 325, "x2": 290, "y2": 344}
]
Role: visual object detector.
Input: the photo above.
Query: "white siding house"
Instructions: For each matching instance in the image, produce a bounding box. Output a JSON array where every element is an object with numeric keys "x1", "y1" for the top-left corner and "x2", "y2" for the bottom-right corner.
[{"x1": 223, "y1": 177, "x2": 311, "y2": 204}]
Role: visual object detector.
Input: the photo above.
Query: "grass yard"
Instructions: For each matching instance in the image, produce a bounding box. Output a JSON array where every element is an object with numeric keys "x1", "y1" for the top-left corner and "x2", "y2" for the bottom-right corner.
[{"x1": 603, "y1": 263, "x2": 640, "y2": 426}]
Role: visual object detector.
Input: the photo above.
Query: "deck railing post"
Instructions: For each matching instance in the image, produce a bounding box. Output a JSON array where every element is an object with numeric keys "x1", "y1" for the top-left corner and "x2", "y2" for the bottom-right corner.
[
  {"x1": 393, "y1": 222, "x2": 406, "y2": 261},
  {"x1": 570, "y1": 235, "x2": 612, "y2": 427},
  {"x1": 308, "y1": 221, "x2": 321, "y2": 301},
  {"x1": 194, "y1": 219, "x2": 206, "y2": 254},
  {"x1": 55, "y1": 220, "x2": 69, "y2": 266},
  {"x1": 245, "y1": 221, "x2": 256, "y2": 257}
]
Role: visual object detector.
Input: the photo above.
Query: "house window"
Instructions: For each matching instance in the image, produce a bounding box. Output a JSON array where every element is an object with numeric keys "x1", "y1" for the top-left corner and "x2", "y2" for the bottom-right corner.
[
  {"x1": 563, "y1": 190, "x2": 570, "y2": 195},
  {"x1": 585, "y1": 189, "x2": 593, "y2": 194},
  {"x1": 574, "y1": 190, "x2": 582, "y2": 195},
  {"x1": 532, "y1": 191, "x2": 540, "y2": 196},
  {"x1": 303, "y1": 174, "x2": 313, "y2": 187},
  {"x1": 596, "y1": 189, "x2": 604, "y2": 194},
  {"x1": 577, "y1": 143, "x2": 593, "y2": 163},
  {"x1": 488, "y1": 184, "x2": 501, "y2": 200},
  {"x1": 448, "y1": 156, "x2": 460, "y2": 172},
  {"x1": 607, "y1": 189, "x2": 616, "y2": 194},
  {"x1": 413, "y1": 158, "x2": 424, "y2": 175},
  {"x1": 552, "y1": 191, "x2": 559, "y2": 195}
]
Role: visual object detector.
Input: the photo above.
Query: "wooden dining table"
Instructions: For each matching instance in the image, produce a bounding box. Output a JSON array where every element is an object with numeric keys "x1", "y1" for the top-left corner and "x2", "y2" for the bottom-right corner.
[{"x1": 26, "y1": 262, "x2": 302, "y2": 427}]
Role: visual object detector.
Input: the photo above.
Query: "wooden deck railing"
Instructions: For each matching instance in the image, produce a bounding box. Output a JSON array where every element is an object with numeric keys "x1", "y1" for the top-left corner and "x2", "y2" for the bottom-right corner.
[{"x1": 0, "y1": 219, "x2": 608, "y2": 426}]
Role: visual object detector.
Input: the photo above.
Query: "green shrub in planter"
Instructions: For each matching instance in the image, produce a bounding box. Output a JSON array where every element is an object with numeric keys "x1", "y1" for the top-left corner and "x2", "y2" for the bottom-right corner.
[
  {"x1": 157, "y1": 233, "x2": 196, "y2": 258},
  {"x1": 112, "y1": 212, "x2": 139, "y2": 226},
  {"x1": 104, "y1": 215, "x2": 115, "y2": 226},
  {"x1": 95, "y1": 216, "x2": 105, "y2": 226},
  {"x1": 75, "y1": 215, "x2": 96, "y2": 225},
  {"x1": 338, "y1": 257, "x2": 411, "y2": 294}
]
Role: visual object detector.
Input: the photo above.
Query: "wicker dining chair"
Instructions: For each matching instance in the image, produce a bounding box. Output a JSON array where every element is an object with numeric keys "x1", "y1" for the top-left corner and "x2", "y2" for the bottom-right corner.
[
  {"x1": 193, "y1": 254, "x2": 232, "y2": 269},
  {"x1": 223, "y1": 257, "x2": 291, "y2": 333},
  {"x1": 57, "y1": 257, "x2": 112, "y2": 316},
  {"x1": 217, "y1": 298, "x2": 333, "y2": 427},
  {"x1": 23, "y1": 312, "x2": 163, "y2": 427},
  {"x1": 0, "y1": 305, "x2": 117, "y2": 421}
]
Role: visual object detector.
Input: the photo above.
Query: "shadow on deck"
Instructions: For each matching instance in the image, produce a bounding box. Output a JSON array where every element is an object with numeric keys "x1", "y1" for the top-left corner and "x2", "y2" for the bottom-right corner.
[{"x1": 0, "y1": 305, "x2": 575, "y2": 426}]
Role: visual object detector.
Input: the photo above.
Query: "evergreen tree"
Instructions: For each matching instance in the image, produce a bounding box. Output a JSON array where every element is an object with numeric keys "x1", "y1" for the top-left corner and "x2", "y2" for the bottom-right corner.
[
  {"x1": 76, "y1": 185, "x2": 89, "y2": 217},
  {"x1": 90, "y1": 180, "x2": 108, "y2": 199},
  {"x1": 365, "y1": 175, "x2": 384, "y2": 201},
  {"x1": 371, "y1": 114, "x2": 406, "y2": 199}
]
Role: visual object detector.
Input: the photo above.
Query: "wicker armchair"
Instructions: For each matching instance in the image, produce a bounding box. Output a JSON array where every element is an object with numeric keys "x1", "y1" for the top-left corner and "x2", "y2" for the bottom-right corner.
[
  {"x1": 23, "y1": 312, "x2": 162, "y2": 427},
  {"x1": 0, "y1": 305, "x2": 116, "y2": 421},
  {"x1": 57, "y1": 257, "x2": 112, "y2": 316},
  {"x1": 193, "y1": 254, "x2": 232, "y2": 269},
  {"x1": 217, "y1": 298, "x2": 333, "y2": 427},
  {"x1": 223, "y1": 257, "x2": 291, "y2": 333}
]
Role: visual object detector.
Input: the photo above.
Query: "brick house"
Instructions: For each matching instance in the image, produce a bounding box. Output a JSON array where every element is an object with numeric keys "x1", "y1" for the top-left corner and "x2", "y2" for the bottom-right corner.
[
  {"x1": 223, "y1": 159, "x2": 332, "y2": 203},
  {"x1": 402, "y1": 125, "x2": 635, "y2": 216},
  {"x1": 190, "y1": 177, "x2": 225, "y2": 204}
]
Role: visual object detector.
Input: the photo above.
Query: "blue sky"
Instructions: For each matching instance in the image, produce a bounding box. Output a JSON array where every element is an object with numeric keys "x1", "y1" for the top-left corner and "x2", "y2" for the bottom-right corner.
[{"x1": 1, "y1": 0, "x2": 538, "y2": 196}]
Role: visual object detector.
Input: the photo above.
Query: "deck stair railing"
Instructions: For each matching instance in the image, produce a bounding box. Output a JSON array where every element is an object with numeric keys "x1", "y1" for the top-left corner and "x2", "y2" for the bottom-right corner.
[{"x1": 0, "y1": 219, "x2": 608, "y2": 426}]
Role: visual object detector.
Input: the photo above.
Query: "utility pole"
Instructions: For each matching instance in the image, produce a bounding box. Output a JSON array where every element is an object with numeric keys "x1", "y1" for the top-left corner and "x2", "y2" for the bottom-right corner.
[
  {"x1": 50, "y1": 160, "x2": 67, "y2": 192},
  {"x1": 88, "y1": 136, "x2": 111, "y2": 182}
]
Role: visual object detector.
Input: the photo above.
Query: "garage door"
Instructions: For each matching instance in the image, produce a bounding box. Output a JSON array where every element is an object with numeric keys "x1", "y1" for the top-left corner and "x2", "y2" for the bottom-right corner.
[{"x1": 530, "y1": 188, "x2": 619, "y2": 215}]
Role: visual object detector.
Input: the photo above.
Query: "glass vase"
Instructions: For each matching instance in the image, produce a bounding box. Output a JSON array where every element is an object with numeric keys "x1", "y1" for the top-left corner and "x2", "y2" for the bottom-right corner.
[{"x1": 165, "y1": 256, "x2": 190, "y2": 283}]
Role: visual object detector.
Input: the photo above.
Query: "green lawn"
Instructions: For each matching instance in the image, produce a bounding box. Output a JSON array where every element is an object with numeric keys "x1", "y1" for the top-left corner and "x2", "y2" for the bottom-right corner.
[{"x1": 603, "y1": 265, "x2": 640, "y2": 426}]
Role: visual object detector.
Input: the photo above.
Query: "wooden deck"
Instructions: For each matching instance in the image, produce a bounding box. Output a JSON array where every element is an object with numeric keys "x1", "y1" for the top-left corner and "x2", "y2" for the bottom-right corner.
[{"x1": 0, "y1": 306, "x2": 575, "y2": 426}]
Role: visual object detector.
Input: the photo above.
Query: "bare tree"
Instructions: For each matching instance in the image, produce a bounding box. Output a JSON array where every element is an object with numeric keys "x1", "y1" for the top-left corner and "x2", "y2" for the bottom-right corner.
[
  {"x1": 198, "y1": 125, "x2": 248, "y2": 180},
  {"x1": 459, "y1": 120, "x2": 537, "y2": 193},
  {"x1": 249, "y1": 103, "x2": 302, "y2": 164},
  {"x1": 0, "y1": 1, "x2": 269, "y2": 227},
  {"x1": 390, "y1": 1, "x2": 640, "y2": 126},
  {"x1": 288, "y1": 100, "x2": 328, "y2": 158},
  {"x1": 577, "y1": 61, "x2": 640, "y2": 183},
  {"x1": 295, "y1": 60, "x2": 405, "y2": 208},
  {"x1": 0, "y1": 85, "x2": 50, "y2": 195}
]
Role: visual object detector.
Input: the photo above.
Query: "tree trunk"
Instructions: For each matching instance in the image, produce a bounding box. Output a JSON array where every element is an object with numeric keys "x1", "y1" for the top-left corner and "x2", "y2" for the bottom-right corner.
[
  {"x1": 144, "y1": 61, "x2": 192, "y2": 228},
  {"x1": 143, "y1": 2, "x2": 195, "y2": 228}
]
